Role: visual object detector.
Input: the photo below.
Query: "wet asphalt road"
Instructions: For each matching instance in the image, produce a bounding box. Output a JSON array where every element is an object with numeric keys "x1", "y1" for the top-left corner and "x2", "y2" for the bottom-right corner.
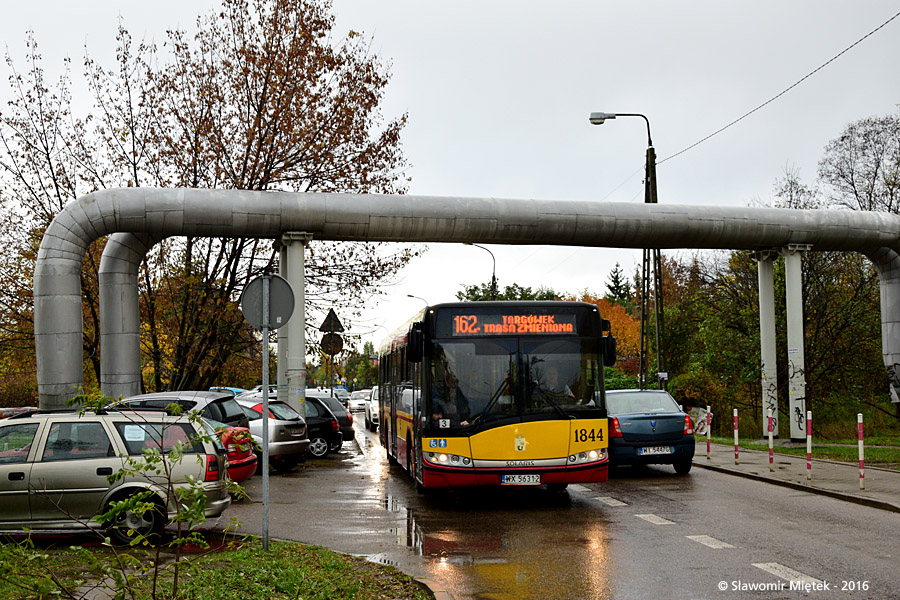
[{"x1": 215, "y1": 414, "x2": 899, "y2": 599}]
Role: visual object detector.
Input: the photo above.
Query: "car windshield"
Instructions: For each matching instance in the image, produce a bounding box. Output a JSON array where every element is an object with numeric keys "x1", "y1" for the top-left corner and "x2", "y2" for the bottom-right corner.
[
  {"x1": 427, "y1": 337, "x2": 603, "y2": 431},
  {"x1": 606, "y1": 392, "x2": 680, "y2": 414},
  {"x1": 239, "y1": 404, "x2": 262, "y2": 420}
]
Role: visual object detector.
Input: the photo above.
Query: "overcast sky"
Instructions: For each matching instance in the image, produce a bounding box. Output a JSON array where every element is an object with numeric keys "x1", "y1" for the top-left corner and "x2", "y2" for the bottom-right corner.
[{"x1": 4, "y1": 1, "x2": 900, "y2": 354}]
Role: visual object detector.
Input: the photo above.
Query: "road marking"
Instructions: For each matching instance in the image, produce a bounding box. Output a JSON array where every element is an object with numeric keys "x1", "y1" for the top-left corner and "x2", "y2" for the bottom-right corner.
[
  {"x1": 686, "y1": 535, "x2": 735, "y2": 549},
  {"x1": 635, "y1": 513, "x2": 675, "y2": 525},
  {"x1": 752, "y1": 563, "x2": 822, "y2": 584},
  {"x1": 568, "y1": 484, "x2": 591, "y2": 493},
  {"x1": 595, "y1": 496, "x2": 627, "y2": 506}
]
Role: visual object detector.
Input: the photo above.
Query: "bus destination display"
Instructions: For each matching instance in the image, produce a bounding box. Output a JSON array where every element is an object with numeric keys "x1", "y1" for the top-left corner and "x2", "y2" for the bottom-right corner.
[{"x1": 452, "y1": 313, "x2": 576, "y2": 336}]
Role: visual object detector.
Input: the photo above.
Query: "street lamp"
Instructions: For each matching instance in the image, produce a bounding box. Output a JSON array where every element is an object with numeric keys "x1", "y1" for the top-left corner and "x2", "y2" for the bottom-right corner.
[
  {"x1": 407, "y1": 294, "x2": 429, "y2": 306},
  {"x1": 590, "y1": 111, "x2": 665, "y2": 390},
  {"x1": 464, "y1": 243, "x2": 498, "y2": 300}
]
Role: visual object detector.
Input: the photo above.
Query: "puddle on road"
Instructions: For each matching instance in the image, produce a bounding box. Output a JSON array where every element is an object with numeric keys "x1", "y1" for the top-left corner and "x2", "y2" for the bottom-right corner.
[
  {"x1": 366, "y1": 490, "x2": 615, "y2": 600},
  {"x1": 353, "y1": 425, "x2": 615, "y2": 599}
]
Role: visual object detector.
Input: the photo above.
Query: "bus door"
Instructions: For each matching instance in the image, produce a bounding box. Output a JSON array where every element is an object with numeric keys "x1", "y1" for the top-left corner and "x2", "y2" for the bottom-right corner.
[
  {"x1": 411, "y1": 361, "x2": 423, "y2": 481},
  {"x1": 389, "y1": 380, "x2": 398, "y2": 460}
]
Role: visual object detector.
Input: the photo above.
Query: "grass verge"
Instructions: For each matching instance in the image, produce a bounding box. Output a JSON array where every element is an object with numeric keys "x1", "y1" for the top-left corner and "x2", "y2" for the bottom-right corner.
[{"x1": 0, "y1": 536, "x2": 433, "y2": 600}]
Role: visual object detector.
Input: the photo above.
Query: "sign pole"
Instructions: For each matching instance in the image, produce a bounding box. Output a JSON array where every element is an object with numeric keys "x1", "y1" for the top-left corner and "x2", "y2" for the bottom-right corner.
[
  {"x1": 262, "y1": 274, "x2": 270, "y2": 550},
  {"x1": 239, "y1": 271, "x2": 294, "y2": 554}
]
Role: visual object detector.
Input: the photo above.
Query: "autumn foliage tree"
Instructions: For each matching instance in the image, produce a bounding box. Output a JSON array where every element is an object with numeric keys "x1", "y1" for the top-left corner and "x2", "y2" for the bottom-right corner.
[
  {"x1": 569, "y1": 293, "x2": 640, "y2": 377},
  {"x1": 0, "y1": 0, "x2": 416, "y2": 399}
]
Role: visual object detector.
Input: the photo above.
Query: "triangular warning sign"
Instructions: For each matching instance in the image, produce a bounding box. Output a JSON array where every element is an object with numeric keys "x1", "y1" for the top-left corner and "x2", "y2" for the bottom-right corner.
[{"x1": 319, "y1": 308, "x2": 345, "y2": 333}]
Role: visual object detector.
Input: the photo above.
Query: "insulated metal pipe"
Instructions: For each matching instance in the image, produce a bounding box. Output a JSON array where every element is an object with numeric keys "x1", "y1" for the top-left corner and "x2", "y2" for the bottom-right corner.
[{"x1": 37, "y1": 188, "x2": 900, "y2": 408}]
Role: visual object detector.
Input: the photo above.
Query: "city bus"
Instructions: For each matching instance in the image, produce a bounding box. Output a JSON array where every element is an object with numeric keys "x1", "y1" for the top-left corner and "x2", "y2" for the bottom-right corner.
[{"x1": 377, "y1": 301, "x2": 616, "y2": 490}]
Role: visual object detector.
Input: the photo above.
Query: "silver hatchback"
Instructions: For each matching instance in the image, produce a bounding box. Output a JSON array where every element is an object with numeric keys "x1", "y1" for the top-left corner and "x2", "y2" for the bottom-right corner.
[
  {"x1": 234, "y1": 397, "x2": 310, "y2": 471},
  {"x1": 0, "y1": 410, "x2": 230, "y2": 543}
]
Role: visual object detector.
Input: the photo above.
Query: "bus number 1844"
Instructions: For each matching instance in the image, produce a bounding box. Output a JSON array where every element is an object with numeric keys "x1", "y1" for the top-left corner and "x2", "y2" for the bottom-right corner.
[{"x1": 575, "y1": 428, "x2": 604, "y2": 443}]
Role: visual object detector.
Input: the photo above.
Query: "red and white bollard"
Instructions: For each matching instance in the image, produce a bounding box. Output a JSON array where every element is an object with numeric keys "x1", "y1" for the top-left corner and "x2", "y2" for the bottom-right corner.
[
  {"x1": 858, "y1": 413, "x2": 865, "y2": 491},
  {"x1": 806, "y1": 410, "x2": 813, "y2": 481},
  {"x1": 768, "y1": 409, "x2": 774, "y2": 472},
  {"x1": 706, "y1": 405, "x2": 712, "y2": 460},
  {"x1": 733, "y1": 408, "x2": 739, "y2": 465}
]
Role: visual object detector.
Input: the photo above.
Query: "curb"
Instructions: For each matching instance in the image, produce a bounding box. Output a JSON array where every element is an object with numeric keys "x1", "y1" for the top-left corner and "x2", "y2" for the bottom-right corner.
[
  {"x1": 691, "y1": 460, "x2": 900, "y2": 514},
  {"x1": 415, "y1": 577, "x2": 456, "y2": 600}
]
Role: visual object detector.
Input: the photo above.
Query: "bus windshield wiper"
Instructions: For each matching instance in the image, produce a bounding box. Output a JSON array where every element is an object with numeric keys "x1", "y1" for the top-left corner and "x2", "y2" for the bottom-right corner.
[{"x1": 470, "y1": 375, "x2": 513, "y2": 430}]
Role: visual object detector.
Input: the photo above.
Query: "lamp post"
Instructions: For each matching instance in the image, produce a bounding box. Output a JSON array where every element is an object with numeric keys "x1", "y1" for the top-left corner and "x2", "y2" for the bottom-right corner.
[
  {"x1": 464, "y1": 243, "x2": 498, "y2": 300},
  {"x1": 407, "y1": 294, "x2": 429, "y2": 306},
  {"x1": 589, "y1": 112, "x2": 666, "y2": 390}
]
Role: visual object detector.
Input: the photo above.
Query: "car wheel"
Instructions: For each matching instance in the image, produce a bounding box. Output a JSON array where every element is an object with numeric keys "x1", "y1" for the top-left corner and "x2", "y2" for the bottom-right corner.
[
  {"x1": 308, "y1": 437, "x2": 330, "y2": 458},
  {"x1": 106, "y1": 493, "x2": 165, "y2": 545},
  {"x1": 329, "y1": 438, "x2": 343, "y2": 452},
  {"x1": 364, "y1": 414, "x2": 371, "y2": 430},
  {"x1": 674, "y1": 459, "x2": 693, "y2": 475},
  {"x1": 270, "y1": 455, "x2": 300, "y2": 473}
]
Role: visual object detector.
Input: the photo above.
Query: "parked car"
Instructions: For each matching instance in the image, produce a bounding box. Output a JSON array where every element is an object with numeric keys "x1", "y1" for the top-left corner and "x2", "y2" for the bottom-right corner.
[
  {"x1": 299, "y1": 397, "x2": 343, "y2": 458},
  {"x1": 110, "y1": 391, "x2": 250, "y2": 430},
  {"x1": 304, "y1": 389, "x2": 353, "y2": 451},
  {"x1": 364, "y1": 385, "x2": 379, "y2": 432},
  {"x1": 331, "y1": 388, "x2": 350, "y2": 407},
  {"x1": 234, "y1": 398, "x2": 310, "y2": 472},
  {"x1": 0, "y1": 409, "x2": 231, "y2": 544},
  {"x1": 348, "y1": 389, "x2": 370, "y2": 413},
  {"x1": 605, "y1": 389, "x2": 695, "y2": 474},
  {"x1": 243, "y1": 384, "x2": 277, "y2": 396},
  {"x1": 209, "y1": 386, "x2": 247, "y2": 396}
]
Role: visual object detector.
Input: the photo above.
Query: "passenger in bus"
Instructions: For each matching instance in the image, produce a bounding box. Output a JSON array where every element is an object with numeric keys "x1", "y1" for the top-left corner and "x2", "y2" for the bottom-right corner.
[
  {"x1": 431, "y1": 406, "x2": 446, "y2": 426},
  {"x1": 433, "y1": 372, "x2": 470, "y2": 424}
]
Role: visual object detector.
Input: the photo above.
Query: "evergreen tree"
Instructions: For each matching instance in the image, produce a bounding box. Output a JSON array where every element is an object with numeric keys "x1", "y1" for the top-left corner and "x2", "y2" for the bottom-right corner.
[{"x1": 605, "y1": 263, "x2": 631, "y2": 306}]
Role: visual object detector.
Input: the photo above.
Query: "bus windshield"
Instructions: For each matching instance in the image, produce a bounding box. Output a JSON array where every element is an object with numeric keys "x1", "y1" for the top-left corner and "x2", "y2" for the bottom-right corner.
[{"x1": 426, "y1": 337, "x2": 603, "y2": 432}]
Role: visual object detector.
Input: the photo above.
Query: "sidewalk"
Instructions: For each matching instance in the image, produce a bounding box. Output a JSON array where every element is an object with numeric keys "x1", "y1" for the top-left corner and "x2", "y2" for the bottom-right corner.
[{"x1": 692, "y1": 439, "x2": 900, "y2": 513}]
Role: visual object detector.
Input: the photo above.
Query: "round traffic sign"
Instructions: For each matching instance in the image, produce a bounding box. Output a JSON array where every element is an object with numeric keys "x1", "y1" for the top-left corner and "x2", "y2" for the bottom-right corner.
[
  {"x1": 321, "y1": 332, "x2": 343, "y2": 355},
  {"x1": 240, "y1": 274, "x2": 294, "y2": 330}
]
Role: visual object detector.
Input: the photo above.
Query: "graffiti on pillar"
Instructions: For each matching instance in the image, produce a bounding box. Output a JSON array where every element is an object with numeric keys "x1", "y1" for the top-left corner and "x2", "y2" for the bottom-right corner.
[
  {"x1": 760, "y1": 360, "x2": 778, "y2": 431},
  {"x1": 885, "y1": 363, "x2": 900, "y2": 402},
  {"x1": 787, "y1": 359, "x2": 805, "y2": 380},
  {"x1": 793, "y1": 404, "x2": 806, "y2": 432},
  {"x1": 788, "y1": 356, "x2": 806, "y2": 433}
]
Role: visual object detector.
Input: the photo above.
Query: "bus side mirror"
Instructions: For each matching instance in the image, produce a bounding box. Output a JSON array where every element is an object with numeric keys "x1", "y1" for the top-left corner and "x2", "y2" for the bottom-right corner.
[
  {"x1": 599, "y1": 319, "x2": 616, "y2": 367},
  {"x1": 602, "y1": 334, "x2": 617, "y2": 367},
  {"x1": 408, "y1": 322, "x2": 424, "y2": 363}
]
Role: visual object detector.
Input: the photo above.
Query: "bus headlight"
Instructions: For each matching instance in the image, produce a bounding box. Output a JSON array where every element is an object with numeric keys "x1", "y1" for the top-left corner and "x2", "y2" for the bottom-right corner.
[
  {"x1": 567, "y1": 448, "x2": 608, "y2": 464},
  {"x1": 427, "y1": 452, "x2": 472, "y2": 466}
]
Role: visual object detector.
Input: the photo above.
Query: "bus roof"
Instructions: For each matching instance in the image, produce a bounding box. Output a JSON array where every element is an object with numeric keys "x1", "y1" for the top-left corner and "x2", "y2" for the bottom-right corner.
[{"x1": 378, "y1": 306, "x2": 426, "y2": 355}]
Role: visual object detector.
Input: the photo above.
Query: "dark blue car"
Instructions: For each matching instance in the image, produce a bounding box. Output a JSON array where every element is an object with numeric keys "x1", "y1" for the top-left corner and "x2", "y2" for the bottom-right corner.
[{"x1": 605, "y1": 389, "x2": 695, "y2": 474}]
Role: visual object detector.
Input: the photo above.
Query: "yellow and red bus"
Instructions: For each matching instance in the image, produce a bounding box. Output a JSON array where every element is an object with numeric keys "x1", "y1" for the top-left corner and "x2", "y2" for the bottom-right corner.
[{"x1": 378, "y1": 301, "x2": 616, "y2": 490}]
